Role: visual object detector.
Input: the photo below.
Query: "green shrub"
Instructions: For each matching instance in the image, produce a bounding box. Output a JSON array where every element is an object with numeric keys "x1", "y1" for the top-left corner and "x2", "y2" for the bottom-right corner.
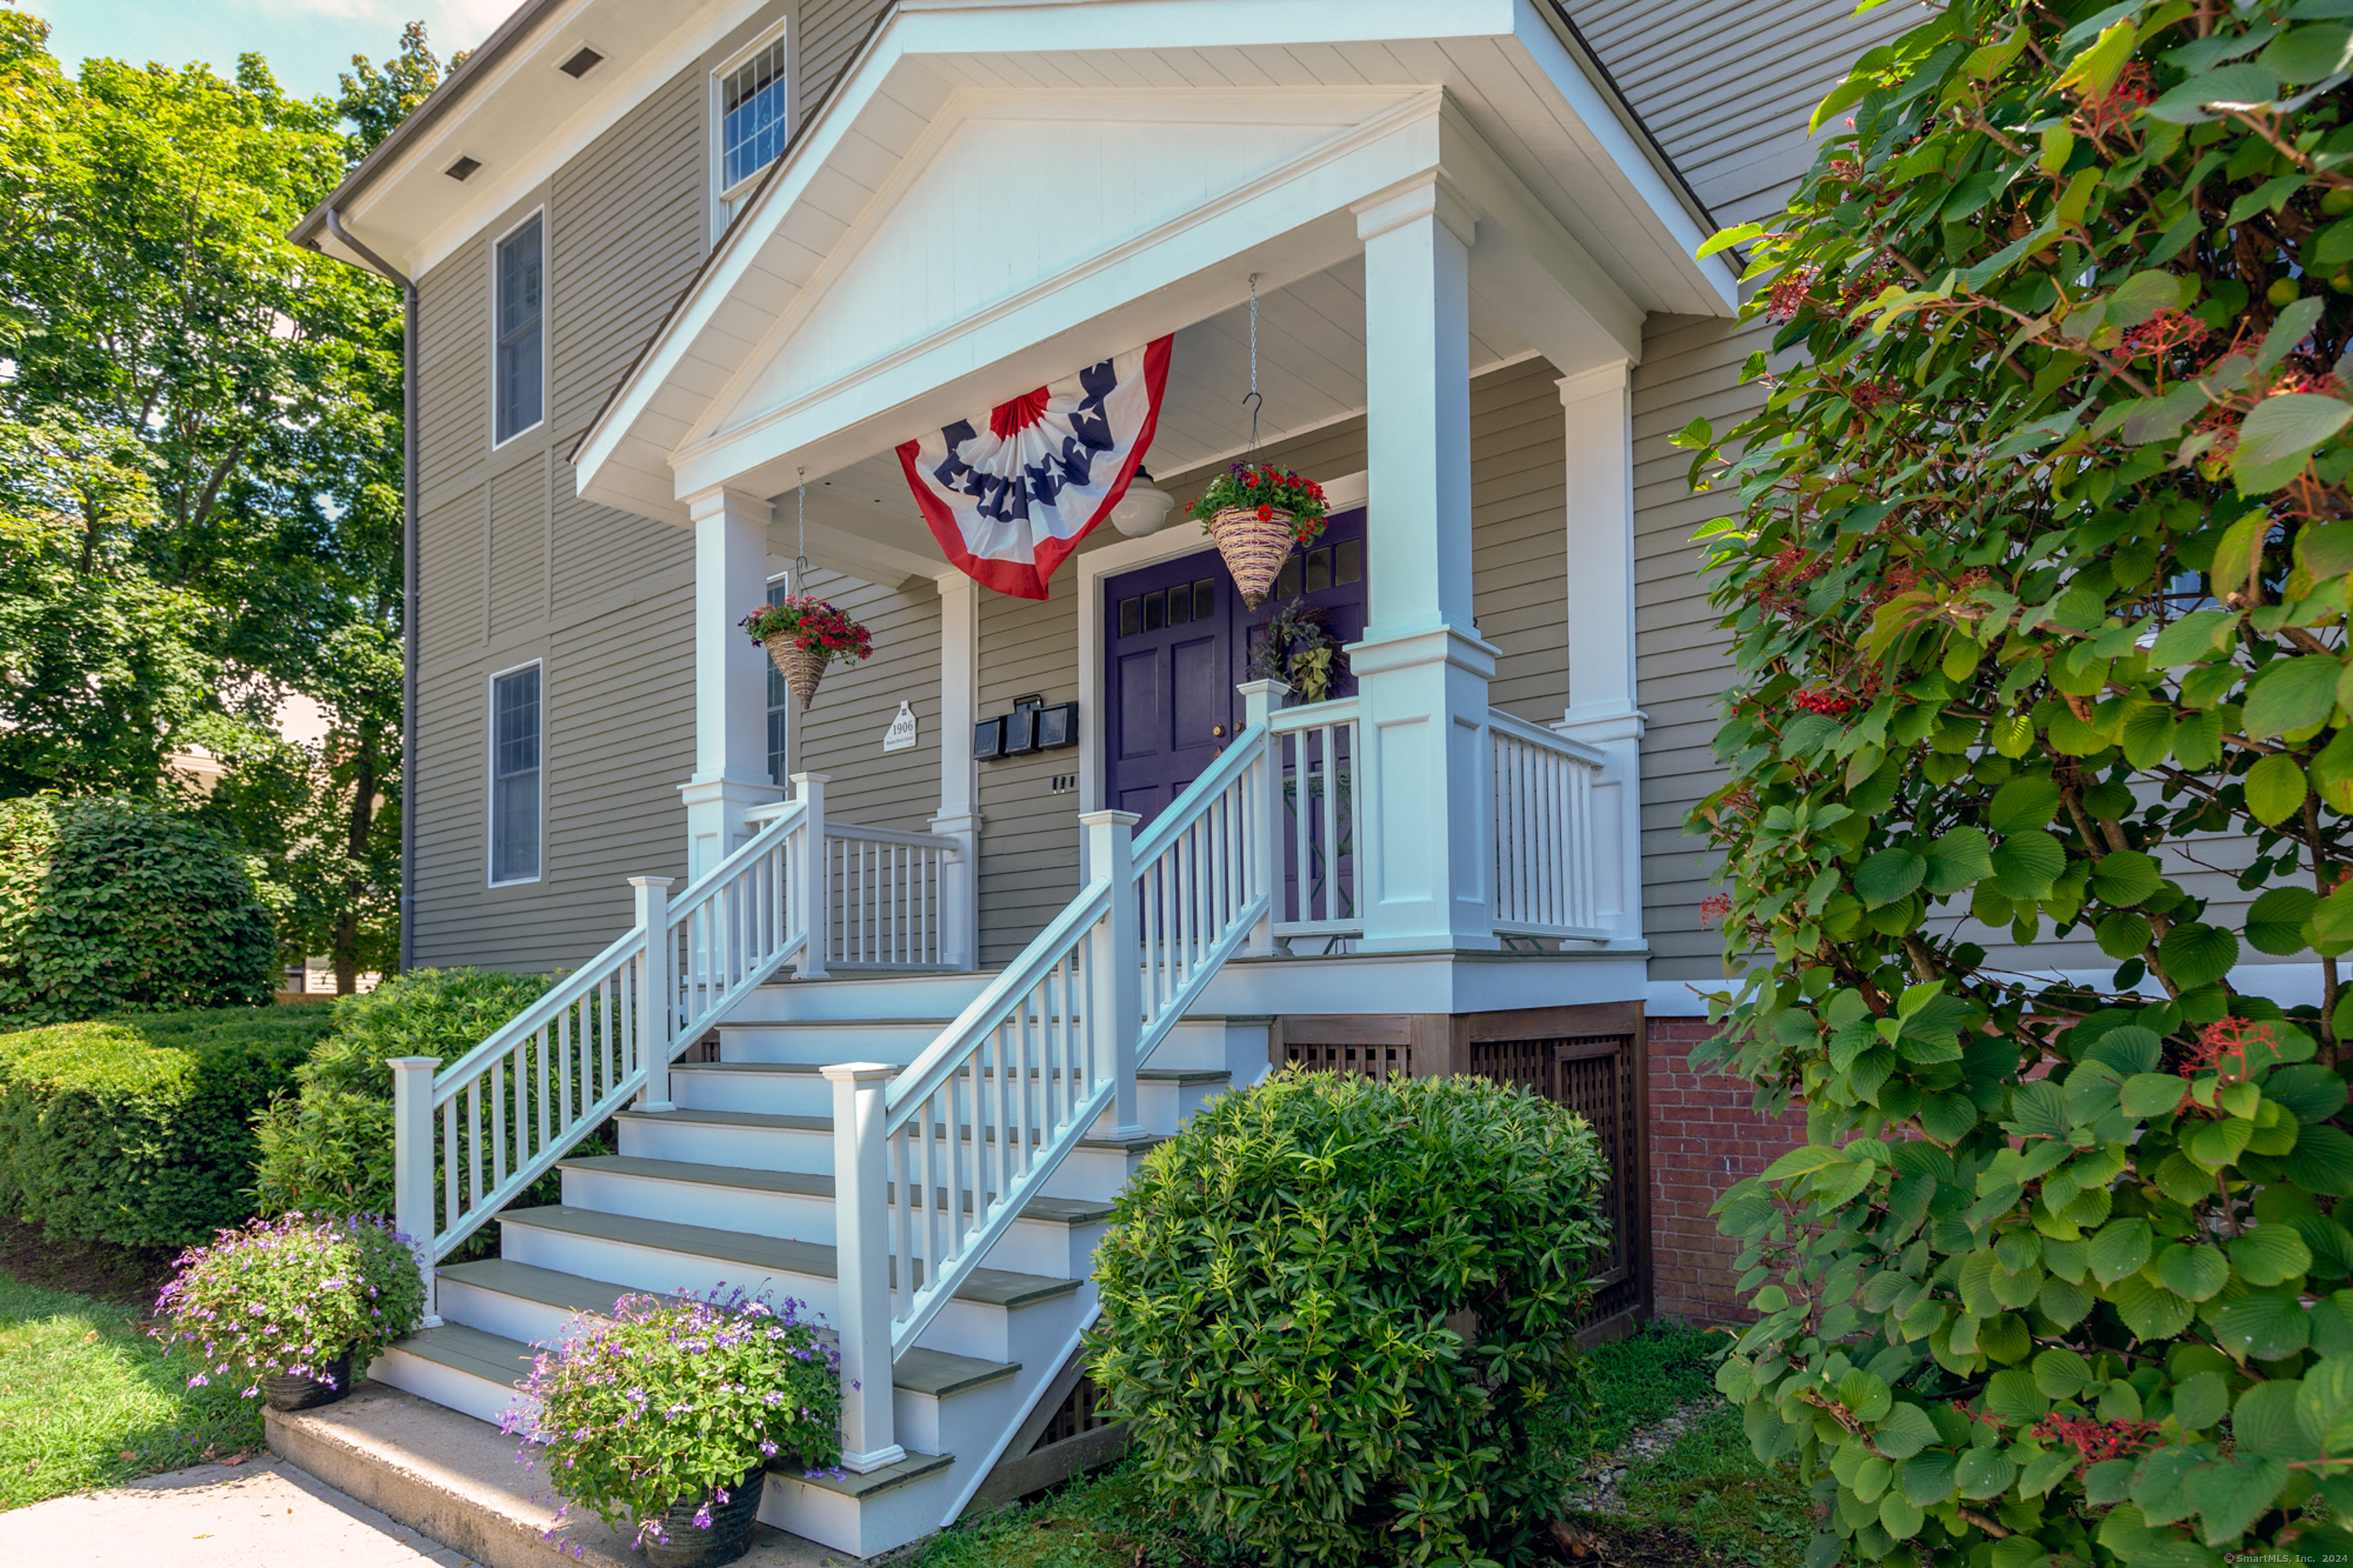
[
  {"x1": 0, "y1": 1005, "x2": 333, "y2": 1247},
  {"x1": 1086, "y1": 1069, "x2": 1611, "y2": 1568},
  {"x1": 0, "y1": 796, "x2": 277, "y2": 1022},
  {"x1": 252, "y1": 967, "x2": 556, "y2": 1219}
]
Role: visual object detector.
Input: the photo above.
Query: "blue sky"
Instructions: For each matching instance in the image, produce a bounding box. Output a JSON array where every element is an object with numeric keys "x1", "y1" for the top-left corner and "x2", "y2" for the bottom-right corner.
[{"x1": 24, "y1": 0, "x2": 511, "y2": 102}]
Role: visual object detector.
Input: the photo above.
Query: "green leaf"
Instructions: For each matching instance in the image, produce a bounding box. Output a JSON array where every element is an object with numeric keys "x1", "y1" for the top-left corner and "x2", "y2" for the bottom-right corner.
[
  {"x1": 2148, "y1": 62, "x2": 2283, "y2": 123},
  {"x1": 2185, "y1": 1453, "x2": 2290, "y2": 1546},
  {"x1": 2234, "y1": 394, "x2": 2353, "y2": 495},
  {"x1": 1872, "y1": 1401, "x2": 1939, "y2": 1460},
  {"x1": 1989, "y1": 776, "x2": 2063, "y2": 833},
  {"x1": 2008, "y1": 1079, "x2": 2070, "y2": 1142},
  {"x1": 2159, "y1": 923, "x2": 2240, "y2": 990},
  {"x1": 2266, "y1": 1062, "x2": 2348, "y2": 1123},
  {"x1": 2247, "y1": 886, "x2": 2319, "y2": 956},
  {"x1": 2091, "y1": 851, "x2": 2165, "y2": 906},
  {"x1": 2287, "y1": 1123, "x2": 2353, "y2": 1195},
  {"x1": 2157, "y1": 1243, "x2": 2232, "y2": 1302},
  {"x1": 1856, "y1": 849, "x2": 1928, "y2": 909},
  {"x1": 2098, "y1": 910, "x2": 2156, "y2": 959},
  {"x1": 2232, "y1": 1224, "x2": 2315, "y2": 1287},
  {"x1": 1900, "y1": 1449, "x2": 1958, "y2": 1507},
  {"x1": 2091, "y1": 1216, "x2": 2155, "y2": 1284},
  {"x1": 2218, "y1": 1291, "x2": 2314, "y2": 1360},
  {"x1": 1696, "y1": 222, "x2": 1768, "y2": 260},
  {"x1": 2296, "y1": 1355, "x2": 2353, "y2": 1454},
  {"x1": 2090, "y1": 1026, "x2": 2165, "y2": 1077},
  {"x1": 2243, "y1": 656, "x2": 2342, "y2": 740},
  {"x1": 2173, "y1": 1369, "x2": 2230, "y2": 1431},
  {"x1": 2150, "y1": 609, "x2": 2236, "y2": 666},
  {"x1": 2259, "y1": 23, "x2": 2353, "y2": 83},
  {"x1": 1763, "y1": 1144, "x2": 1851, "y2": 1180},
  {"x1": 2112, "y1": 1274, "x2": 2198, "y2": 1340},
  {"x1": 2122, "y1": 1072, "x2": 2191, "y2": 1118},
  {"x1": 1923, "y1": 827, "x2": 1995, "y2": 895},
  {"x1": 1993, "y1": 830, "x2": 2067, "y2": 901},
  {"x1": 1955, "y1": 1445, "x2": 2019, "y2": 1501},
  {"x1": 2244, "y1": 753, "x2": 2312, "y2": 826},
  {"x1": 2232, "y1": 1378, "x2": 2314, "y2": 1459},
  {"x1": 2033, "y1": 1347, "x2": 2094, "y2": 1398}
]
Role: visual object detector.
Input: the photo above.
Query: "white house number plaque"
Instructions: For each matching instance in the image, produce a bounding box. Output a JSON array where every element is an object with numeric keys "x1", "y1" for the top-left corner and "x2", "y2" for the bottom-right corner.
[{"x1": 882, "y1": 701, "x2": 918, "y2": 754}]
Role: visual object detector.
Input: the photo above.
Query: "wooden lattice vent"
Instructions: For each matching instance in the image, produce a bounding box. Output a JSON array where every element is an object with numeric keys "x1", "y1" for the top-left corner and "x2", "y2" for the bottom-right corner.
[{"x1": 1033, "y1": 1371, "x2": 1114, "y2": 1451}]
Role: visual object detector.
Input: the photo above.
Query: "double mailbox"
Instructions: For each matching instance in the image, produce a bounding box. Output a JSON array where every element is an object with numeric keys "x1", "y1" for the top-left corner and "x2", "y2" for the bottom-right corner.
[{"x1": 974, "y1": 694, "x2": 1077, "y2": 760}]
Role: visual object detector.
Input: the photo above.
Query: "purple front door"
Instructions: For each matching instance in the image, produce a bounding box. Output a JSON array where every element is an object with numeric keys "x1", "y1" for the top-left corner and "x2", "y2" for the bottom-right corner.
[{"x1": 1102, "y1": 507, "x2": 1366, "y2": 829}]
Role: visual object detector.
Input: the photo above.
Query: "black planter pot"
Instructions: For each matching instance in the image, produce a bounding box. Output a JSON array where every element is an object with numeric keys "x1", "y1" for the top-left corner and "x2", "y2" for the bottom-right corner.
[
  {"x1": 260, "y1": 1351, "x2": 353, "y2": 1412},
  {"x1": 644, "y1": 1465, "x2": 766, "y2": 1568}
]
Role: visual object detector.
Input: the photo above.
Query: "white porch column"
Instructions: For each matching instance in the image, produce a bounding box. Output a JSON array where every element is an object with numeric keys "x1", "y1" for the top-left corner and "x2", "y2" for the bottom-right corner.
[
  {"x1": 1555, "y1": 362, "x2": 1646, "y2": 948},
  {"x1": 1347, "y1": 176, "x2": 1498, "y2": 954},
  {"x1": 928, "y1": 571, "x2": 980, "y2": 970},
  {"x1": 679, "y1": 486, "x2": 784, "y2": 879}
]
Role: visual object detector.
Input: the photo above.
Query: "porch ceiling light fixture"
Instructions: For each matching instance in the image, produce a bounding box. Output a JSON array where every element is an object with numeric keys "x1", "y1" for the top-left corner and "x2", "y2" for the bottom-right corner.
[{"x1": 1108, "y1": 466, "x2": 1173, "y2": 538}]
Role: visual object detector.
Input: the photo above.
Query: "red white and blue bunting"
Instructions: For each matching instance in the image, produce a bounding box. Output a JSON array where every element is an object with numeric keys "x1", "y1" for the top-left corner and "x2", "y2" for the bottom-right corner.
[{"x1": 897, "y1": 336, "x2": 1172, "y2": 601}]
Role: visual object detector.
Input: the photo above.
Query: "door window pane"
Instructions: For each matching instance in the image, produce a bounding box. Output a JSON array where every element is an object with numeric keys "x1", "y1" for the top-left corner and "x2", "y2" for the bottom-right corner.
[
  {"x1": 1275, "y1": 553, "x2": 1301, "y2": 600},
  {"x1": 1143, "y1": 589, "x2": 1165, "y2": 632},
  {"x1": 490, "y1": 666, "x2": 542, "y2": 882},
  {"x1": 1119, "y1": 597, "x2": 1141, "y2": 637},
  {"x1": 1335, "y1": 539, "x2": 1363, "y2": 584},
  {"x1": 1306, "y1": 546, "x2": 1332, "y2": 592},
  {"x1": 494, "y1": 216, "x2": 543, "y2": 443},
  {"x1": 1193, "y1": 580, "x2": 1216, "y2": 620}
]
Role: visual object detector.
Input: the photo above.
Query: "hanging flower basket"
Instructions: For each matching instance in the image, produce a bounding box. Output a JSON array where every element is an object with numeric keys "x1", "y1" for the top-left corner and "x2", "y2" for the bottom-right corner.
[
  {"x1": 739, "y1": 595, "x2": 873, "y2": 711},
  {"x1": 1193, "y1": 464, "x2": 1329, "y2": 610}
]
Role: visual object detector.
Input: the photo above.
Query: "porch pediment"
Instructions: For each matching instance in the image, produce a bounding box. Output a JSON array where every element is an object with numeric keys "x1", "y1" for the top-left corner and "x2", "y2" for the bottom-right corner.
[{"x1": 573, "y1": 0, "x2": 1739, "y2": 526}]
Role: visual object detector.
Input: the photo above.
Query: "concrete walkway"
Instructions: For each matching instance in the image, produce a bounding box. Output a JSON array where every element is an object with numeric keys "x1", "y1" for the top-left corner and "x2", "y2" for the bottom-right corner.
[{"x1": 0, "y1": 1453, "x2": 477, "y2": 1566}]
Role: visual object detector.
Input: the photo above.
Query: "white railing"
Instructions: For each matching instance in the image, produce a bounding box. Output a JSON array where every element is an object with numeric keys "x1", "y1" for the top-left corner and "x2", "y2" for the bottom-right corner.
[
  {"x1": 1267, "y1": 700, "x2": 1359, "y2": 940},
  {"x1": 823, "y1": 823, "x2": 964, "y2": 972},
  {"x1": 387, "y1": 788, "x2": 817, "y2": 1308},
  {"x1": 1491, "y1": 710, "x2": 1608, "y2": 941},
  {"x1": 821, "y1": 680, "x2": 1284, "y2": 1472}
]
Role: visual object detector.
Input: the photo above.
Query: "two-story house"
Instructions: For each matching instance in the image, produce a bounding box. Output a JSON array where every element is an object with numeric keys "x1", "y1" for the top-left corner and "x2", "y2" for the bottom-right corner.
[{"x1": 289, "y1": 0, "x2": 1925, "y2": 1555}]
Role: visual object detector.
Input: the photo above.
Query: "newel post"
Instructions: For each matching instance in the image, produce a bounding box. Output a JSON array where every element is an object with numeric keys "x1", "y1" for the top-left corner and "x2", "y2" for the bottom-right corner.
[
  {"x1": 822, "y1": 1062, "x2": 905, "y2": 1473},
  {"x1": 1081, "y1": 810, "x2": 1144, "y2": 1139},
  {"x1": 793, "y1": 772, "x2": 832, "y2": 980},
  {"x1": 1237, "y1": 679, "x2": 1289, "y2": 955},
  {"x1": 388, "y1": 1054, "x2": 443, "y2": 1325},
  {"x1": 631, "y1": 876, "x2": 676, "y2": 1111}
]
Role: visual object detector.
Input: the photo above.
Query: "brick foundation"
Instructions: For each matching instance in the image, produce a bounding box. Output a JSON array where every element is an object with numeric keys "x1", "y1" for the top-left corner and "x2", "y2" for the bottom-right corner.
[{"x1": 1645, "y1": 1016, "x2": 1806, "y2": 1324}]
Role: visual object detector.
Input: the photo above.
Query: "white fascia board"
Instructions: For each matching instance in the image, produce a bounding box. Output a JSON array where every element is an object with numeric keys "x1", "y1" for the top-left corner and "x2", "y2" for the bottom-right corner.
[
  {"x1": 663, "y1": 100, "x2": 1441, "y2": 501},
  {"x1": 344, "y1": 0, "x2": 749, "y2": 280},
  {"x1": 895, "y1": 0, "x2": 1526, "y2": 56},
  {"x1": 574, "y1": 28, "x2": 923, "y2": 505},
  {"x1": 1510, "y1": 0, "x2": 1738, "y2": 314}
]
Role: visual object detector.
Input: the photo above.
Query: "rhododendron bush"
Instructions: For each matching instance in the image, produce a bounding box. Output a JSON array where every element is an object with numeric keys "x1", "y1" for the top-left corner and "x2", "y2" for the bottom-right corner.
[{"x1": 1674, "y1": 2, "x2": 2353, "y2": 1563}]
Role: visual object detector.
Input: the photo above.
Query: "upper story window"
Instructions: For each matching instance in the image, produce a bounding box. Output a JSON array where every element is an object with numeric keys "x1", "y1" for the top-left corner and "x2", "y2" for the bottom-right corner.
[
  {"x1": 490, "y1": 663, "x2": 542, "y2": 885},
  {"x1": 493, "y1": 213, "x2": 545, "y2": 445},
  {"x1": 718, "y1": 31, "x2": 790, "y2": 202}
]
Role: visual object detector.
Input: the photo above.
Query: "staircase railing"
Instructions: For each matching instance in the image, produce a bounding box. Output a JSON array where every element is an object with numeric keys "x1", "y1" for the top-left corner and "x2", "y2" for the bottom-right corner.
[
  {"x1": 821, "y1": 679, "x2": 1286, "y2": 1472},
  {"x1": 1267, "y1": 699, "x2": 1360, "y2": 941},
  {"x1": 388, "y1": 787, "x2": 818, "y2": 1311},
  {"x1": 823, "y1": 822, "x2": 966, "y2": 972},
  {"x1": 1490, "y1": 711, "x2": 1610, "y2": 941}
]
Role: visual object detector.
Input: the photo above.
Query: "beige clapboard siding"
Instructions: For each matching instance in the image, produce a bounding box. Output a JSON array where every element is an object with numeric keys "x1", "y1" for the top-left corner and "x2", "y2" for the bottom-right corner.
[
  {"x1": 551, "y1": 458, "x2": 688, "y2": 613},
  {"x1": 800, "y1": 0, "x2": 882, "y2": 120},
  {"x1": 486, "y1": 453, "x2": 548, "y2": 635},
  {"x1": 415, "y1": 233, "x2": 488, "y2": 505},
  {"x1": 1570, "y1": 0, "x2": 1918, "y2": 222},
  {"x1": 790, "y1": 568, "x2": 942, "y2": 833},
  {"x1": 976, "y1": 573, "x2": 1085, "y2": 967},
  {"x1": 1468, "y1": 359, "x2": 1570, "y2": 723},
  {"x1": 550, "y1": 65, "x2": 707, "y2": 437}
]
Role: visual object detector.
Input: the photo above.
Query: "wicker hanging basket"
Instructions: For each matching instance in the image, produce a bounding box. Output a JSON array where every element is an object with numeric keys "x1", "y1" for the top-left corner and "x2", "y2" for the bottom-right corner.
[
  {"x1": 1209, "y1": 506, "x2": 1297, "y2": 611},
  {"x1": 764, "y1": 634, "x2": 831, "y2": 711}
]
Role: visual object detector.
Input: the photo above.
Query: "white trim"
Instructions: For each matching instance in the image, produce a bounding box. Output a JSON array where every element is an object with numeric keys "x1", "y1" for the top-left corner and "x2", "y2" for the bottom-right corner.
[
  {"x1": 1074, "y1": 468, "x2": 1367, "y2": 815},
  {"x1": 485, "y1": 657, "x2": 546, "y2": 888},
  {"x1": 709, "y1": 15, "x2": 795, "y2": 241},
  {"x1": 488, "y1": 205, "x2": 549, "y2": 453}
]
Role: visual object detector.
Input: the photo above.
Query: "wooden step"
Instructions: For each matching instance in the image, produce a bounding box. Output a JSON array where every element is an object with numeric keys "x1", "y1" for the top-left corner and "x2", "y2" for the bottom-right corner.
[
  {"x1": 556, "y1": 1153, "x2": 1116, "y2": 1225},
  {"x1": 498, "y1": 1205, "x2": 1085, "y2": 1309},
  {"x1": 613, "y1": 1104, "x2": 1165, "y2": 1154}
]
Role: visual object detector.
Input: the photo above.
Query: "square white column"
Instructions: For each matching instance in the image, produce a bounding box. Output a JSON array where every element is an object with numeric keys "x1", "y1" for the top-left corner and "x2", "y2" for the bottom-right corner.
[
  {"x1": 1347, "y1": 176, "x2": 1498, "y2": 954},
  {"x1": 1556, "y1": 362, "x2": 1646, "y2": 948},
  {"x1": 928, "y1": 571, "x2": 980, "y2": 968},
  {"x1": 679, "y1": 485, "x2": 784, "y2": 879}
]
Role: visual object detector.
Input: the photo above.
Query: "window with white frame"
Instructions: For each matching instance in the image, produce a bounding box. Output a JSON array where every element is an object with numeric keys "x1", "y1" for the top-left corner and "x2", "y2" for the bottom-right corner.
[
  {"x1": 718, "y1": 32, "x2": 790, "y2": 198},
  {"x1": 489, "y1": 664, "x2": 542, "y2": 883},
  {"x1": 764, "y1": 573, "x2": 791, "y2": 786},
  {"x1": 493, "y1": 214, "x2": 544, "y2": 444}
]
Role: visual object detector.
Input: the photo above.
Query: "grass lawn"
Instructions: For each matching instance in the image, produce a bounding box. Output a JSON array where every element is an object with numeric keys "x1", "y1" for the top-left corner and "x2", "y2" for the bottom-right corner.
[
  {"x1": 0, "y1": 1270, "x2": 263, "y2": 1511},
  {"x1": 913, "y1": 1321, "x2": 1812, "y2": 1568}
]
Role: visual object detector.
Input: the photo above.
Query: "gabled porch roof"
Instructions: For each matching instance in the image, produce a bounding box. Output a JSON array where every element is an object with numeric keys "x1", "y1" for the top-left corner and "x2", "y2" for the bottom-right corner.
[{"x1": 573, "y1": 0, "x2": 1740, "y2": 538}]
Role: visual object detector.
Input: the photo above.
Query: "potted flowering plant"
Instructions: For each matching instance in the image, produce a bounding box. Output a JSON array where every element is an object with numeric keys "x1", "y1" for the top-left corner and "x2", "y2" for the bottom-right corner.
[
  {"x1": 151, "y1": 1212, "x2": 425, "y2": 1411},
  {"x1": 738, "y1": 595, "x2": 873, "y2": 711},
  {"x1": 1190, "y1": 463, "x2": 1328, "y2": 609},
  {"x1": 504, "y1": 1290, "x2": 842, "y2": 1568}
]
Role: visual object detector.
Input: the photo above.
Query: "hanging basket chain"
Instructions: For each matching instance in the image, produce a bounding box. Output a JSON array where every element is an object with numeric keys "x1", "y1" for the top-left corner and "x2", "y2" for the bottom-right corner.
[
  {"x1": 795, "y1": 469, "x2": 810, "y2": 584},
  {"x1": 1242, "y1": 273, "x2": 1262, "y2": 453}
]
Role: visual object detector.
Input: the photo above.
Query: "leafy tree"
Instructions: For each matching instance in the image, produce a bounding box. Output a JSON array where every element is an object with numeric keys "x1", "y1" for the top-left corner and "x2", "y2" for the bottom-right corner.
[{"x1": 1676, "y1": 2, "x2": 2353, "y2": 1562}]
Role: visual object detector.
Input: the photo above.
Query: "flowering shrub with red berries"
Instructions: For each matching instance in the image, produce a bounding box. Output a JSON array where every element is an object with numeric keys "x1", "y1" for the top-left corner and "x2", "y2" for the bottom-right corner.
[
  {"x1": 1190, "y1": 462, "x2": 1330, "y2": 546},
  {"x1": 738, "y1": 594, "x2": 872, "y2": 667},
  {"x1": 1674, "y1": 4, "x2": 2353, "y2": 1564}
]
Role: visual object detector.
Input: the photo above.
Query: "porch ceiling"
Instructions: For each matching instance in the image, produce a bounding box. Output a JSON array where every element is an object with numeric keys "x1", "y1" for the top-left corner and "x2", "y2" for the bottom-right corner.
[
  {"x1": 774, "y1": 255, "x2": 1536, "y2": 587},
  {"x1": 573, "y1": 0, "x2": 1739, "y2": 532}
]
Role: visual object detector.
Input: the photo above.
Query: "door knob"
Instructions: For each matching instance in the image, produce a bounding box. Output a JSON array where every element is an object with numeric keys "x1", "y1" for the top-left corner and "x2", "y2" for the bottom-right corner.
[{"x1": 1212, "y1": 724, "x2": 1226, "y2": 738}]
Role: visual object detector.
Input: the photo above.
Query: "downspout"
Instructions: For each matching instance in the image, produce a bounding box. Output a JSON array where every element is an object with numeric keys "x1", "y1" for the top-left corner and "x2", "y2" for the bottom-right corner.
[{"x1": 322, "y1": 209, "x2": 420, "y2": 974}]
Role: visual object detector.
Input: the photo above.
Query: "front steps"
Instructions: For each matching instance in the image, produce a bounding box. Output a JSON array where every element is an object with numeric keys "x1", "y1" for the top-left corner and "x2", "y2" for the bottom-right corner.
[{"x1": 365, "y1": 970, "x2": 1268, "y2": 1559}]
